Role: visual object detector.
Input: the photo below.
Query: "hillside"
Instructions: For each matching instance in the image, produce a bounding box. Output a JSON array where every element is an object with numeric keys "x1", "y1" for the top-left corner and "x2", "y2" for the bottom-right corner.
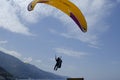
[
  {"x1": 0, "y1": 51, "x2": 64, "y2": 79},
  {"x1": 0, "y1": 66, "x2": 15, "y2": 80}
]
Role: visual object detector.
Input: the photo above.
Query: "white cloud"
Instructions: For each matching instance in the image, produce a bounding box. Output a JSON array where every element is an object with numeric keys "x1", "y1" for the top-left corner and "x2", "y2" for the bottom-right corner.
[
  {"x1": 0, "y1": 0, "x2": 116, "y2": 46},
  {"x1": 35, "y1": 59, "x2": 42, "y2": 63},
  {"x1": 0, "y1": 47, "x2": 22, "y2": 58},
  {"x1": 23, "y1": 57, "x2": 32, "y2": 63},
  {"x1": 0, "y1": 0, "x2": 59, "y2": 35},
  {"x1": 54, "y1": 48, "x2": 87, "y2": 57},
  {"x1": 12, "y1": 0, "x2": 42, "y2": 23},
  {"x1": 0, "y1": 40, "x2": 8, "y2": 44},
  {"x1": 49, "y1": 0, "x2": 115, "y2": 48},
  {"x1": 44, "y1": 0, "x2": 114, "y2": 48},
  {"x1": 0, "y1": 0, "x2": 33, "y2": 35}
]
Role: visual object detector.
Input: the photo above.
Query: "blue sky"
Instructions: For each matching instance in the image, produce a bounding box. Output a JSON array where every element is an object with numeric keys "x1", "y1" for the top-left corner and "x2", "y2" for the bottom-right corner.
[{"x1": 0, "y1": 0, "x2": 120, "y2": 80}]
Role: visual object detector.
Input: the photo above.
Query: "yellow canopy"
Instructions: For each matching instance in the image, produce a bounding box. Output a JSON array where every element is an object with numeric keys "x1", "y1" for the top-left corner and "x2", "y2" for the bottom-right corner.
[{"x1": 28, "y1": 0, "x2": 87, "y2": 32}]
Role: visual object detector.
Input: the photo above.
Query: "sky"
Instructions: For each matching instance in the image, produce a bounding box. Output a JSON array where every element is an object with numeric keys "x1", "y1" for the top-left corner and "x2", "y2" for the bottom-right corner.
[{"x1": 0, "y1": 0, "x2": 120, "y2": 80}]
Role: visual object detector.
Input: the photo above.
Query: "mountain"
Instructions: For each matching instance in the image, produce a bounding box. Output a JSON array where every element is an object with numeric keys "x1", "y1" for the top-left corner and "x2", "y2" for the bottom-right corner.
[
  {"x1": 0, "y1": 66, "x2": 15, "y2": 80},
  {"x1": 0, "y1": 51, "x2": 64, "y2": 79}
]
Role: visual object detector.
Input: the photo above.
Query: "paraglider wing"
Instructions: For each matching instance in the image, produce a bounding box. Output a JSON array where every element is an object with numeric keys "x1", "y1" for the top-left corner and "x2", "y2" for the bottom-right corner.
[{"x1": 27, "y1": 0, "x2": 87, "y2": 32}]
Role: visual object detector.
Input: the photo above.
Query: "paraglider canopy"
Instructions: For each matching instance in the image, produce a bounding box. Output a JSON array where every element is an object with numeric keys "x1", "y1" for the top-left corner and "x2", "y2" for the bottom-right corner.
[{"x1": 27, "y1": 0, "x2": 87, "y2": 32}]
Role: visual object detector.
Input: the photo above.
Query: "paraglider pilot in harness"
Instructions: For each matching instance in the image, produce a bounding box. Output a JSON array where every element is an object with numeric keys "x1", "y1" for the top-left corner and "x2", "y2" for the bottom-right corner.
[{"x1": 54, "y1": 55, "x2": 62, "y2": 71}]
